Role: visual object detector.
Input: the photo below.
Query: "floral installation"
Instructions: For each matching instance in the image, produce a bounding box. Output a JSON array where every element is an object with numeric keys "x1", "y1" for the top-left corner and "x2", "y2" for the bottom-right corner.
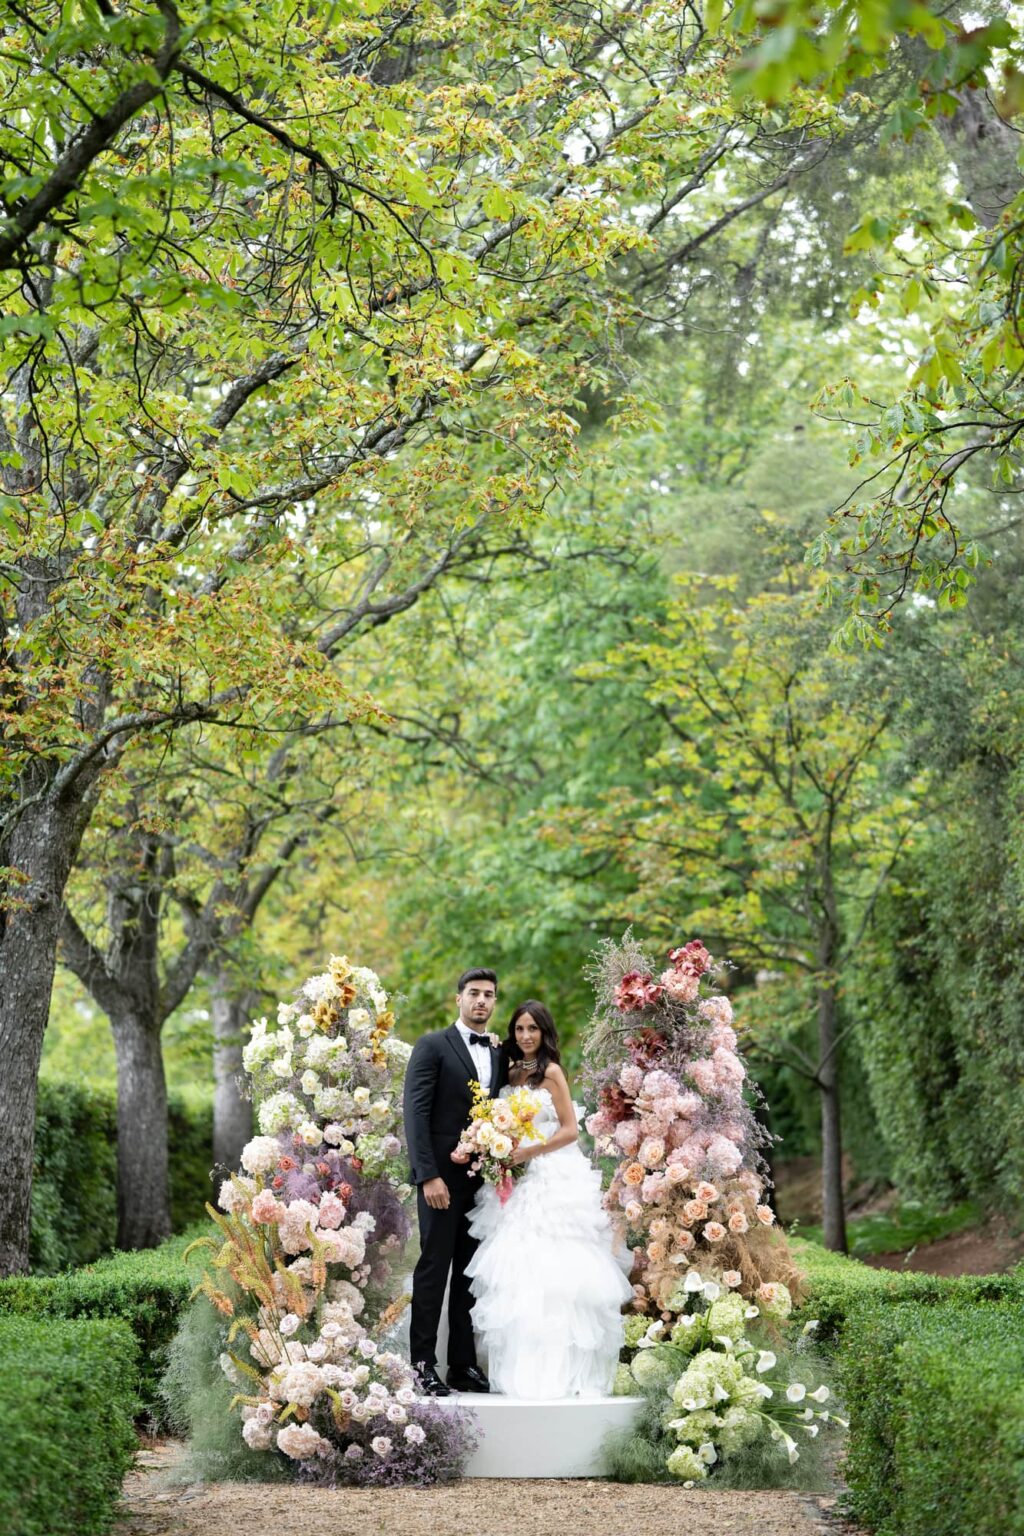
[
  {"x1": 584, "y1": 932, "x2": 839, "y2": 1483},
  {"x1": 187, "y1": 953, "x2": 476, "y2": 1486},
  {"x1": 450, "y1": 1081, "x2": 544, "y2": 1203}
]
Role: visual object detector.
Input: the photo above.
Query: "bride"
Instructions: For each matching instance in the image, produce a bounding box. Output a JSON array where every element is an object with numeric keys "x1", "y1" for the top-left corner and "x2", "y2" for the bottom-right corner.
[{"x1": 463, "y1": 1000, "x2": 633, "y2": 1400}]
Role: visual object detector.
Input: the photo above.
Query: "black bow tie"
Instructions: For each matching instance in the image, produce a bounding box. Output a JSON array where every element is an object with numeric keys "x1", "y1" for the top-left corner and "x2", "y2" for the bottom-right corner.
[{"x1": 468, "y1": 1032, "x2": 491, "y2": 1047}]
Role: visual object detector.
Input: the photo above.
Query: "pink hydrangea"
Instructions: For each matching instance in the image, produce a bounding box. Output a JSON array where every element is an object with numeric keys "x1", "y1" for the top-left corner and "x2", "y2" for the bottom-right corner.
[
  {"x1": 642, "y1": 1069, "x2": 678, "y2": 1099},
  {"x1": 688, "y1": 1058, "x2": 718, "y2": 1096},
  {"x1": 659, "y1": 967, "x2": 700, "y2": 1003},
  {"x1": 586, "y1": 1110, "x2": 612, "y2": 1138},
  {"x1": 713, "y1": 1047, "x2": 745, "y2": 1085},
  {"x1": 614, "y1": 1120, "x2": 642, "y2": 1154},
  {"x1": 619, "y1": 1064, "x2": 644, "y2": 1096},
  {"x1": 708, "y1": 1023, "x2": 738, "y2": 1053},
  {"x1": 278, "y1": 1198, "x2": 320, "y2": 1255},
  {"x1": 317, "y1": 1192, "x2": 347, "y2": 1230},
  {"x1": 641, "y1": 1173, "x2": 667, "y2": 1204},
  {"x1": 705, "y1": 1135, "x2": 743, "y2": 1176},
  {"x1": 698, "y1": 994, "x2": 734, "y2": 1027},
  {"x1": 251, "y1": 1190, "x2": 285, "y2": 1224}
]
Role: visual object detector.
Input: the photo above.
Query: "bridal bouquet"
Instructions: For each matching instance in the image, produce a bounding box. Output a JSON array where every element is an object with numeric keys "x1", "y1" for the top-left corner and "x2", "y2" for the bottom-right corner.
[{"x1": 451, "y1": 1082, "x2": 544, "y2": 1203}]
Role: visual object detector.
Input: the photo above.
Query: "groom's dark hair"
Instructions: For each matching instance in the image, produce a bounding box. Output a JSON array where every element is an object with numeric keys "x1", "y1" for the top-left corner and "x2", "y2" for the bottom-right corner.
[{"x1": 457, "y1": 967, "x2": 498, "y2": 992}]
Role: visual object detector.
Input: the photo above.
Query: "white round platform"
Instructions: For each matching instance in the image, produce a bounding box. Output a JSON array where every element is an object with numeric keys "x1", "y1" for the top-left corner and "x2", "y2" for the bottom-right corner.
[{"x1": 446, "y1": 1393, "x2": 646, "y2": 1478}]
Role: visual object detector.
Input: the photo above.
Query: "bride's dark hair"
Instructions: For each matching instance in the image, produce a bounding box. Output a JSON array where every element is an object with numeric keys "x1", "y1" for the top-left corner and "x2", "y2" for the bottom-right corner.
[{"x1": 504, "y1": 1000, "x2": 561, "y2": 1079}]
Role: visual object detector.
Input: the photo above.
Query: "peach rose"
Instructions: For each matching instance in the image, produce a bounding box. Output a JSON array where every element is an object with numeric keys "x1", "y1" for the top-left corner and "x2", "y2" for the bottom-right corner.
[
  {"x1": 755, "y1": 1204, "x2": 775, "y2": 1226},
  {"x1": 647, "y1": 1242, "x2": 667, "y2": 1264},
  {"x1": 722, "y1": 1269, "x2": 742, "y2": 1288},
  {"x1": 625, "y1": 1201, "x2": 644, "y2": 1223},
  {"x1": 703, "y1": 1221, "x2": 727, "y2": 1242},
  {"x1": 675, "y1": 1229, "x2": 696, "y2": 1253},
  {"x1": 639, "y1": 1136, "x2": 666, "y2": 1169},
  {"x1": 727, "y1": 1211, "x2": 749, "y2": 1234},
  {"x1": 649, "y1": 1217, "x2": 671, "y2": 1240},
  {"x1": 694, "y1": 1181, "x2": 719, "y2": 1204},
  {"x1": 666, "y1": 1162, "x2": 691, "y2": 1185},
  {"x1": 682, "y1": 1199, "x2": 709, "y2": 1224},
  {"x1": 623, "y1": 1162, "x2": 646, "y2": 1187}
]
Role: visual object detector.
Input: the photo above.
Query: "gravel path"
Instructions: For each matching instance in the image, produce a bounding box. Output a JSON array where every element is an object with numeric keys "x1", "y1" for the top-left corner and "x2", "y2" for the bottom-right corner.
[{"x1": 116, "y1": 1441, "x2": 855, "y2": 1536}]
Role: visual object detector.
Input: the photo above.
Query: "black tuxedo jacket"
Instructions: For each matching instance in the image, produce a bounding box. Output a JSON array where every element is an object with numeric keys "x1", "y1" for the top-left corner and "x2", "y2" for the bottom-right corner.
[{"x1": 403, "y1": 1024, "x2": 505, "y2": 1185}]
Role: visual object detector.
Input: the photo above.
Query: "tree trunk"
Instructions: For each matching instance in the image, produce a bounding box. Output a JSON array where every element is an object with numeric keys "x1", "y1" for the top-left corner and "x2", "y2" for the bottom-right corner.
[
  {"x1": 817, "y1": 977, "x2": 847, "y2": 1253},
  {"x1": 111, "y1": 1008, "x2": 172, "y2": 1250},
  {"x1": 211, "y1": 966, "x2": 253, "y2": 1172},
  {"x1": 0, "y1": 789, "x2": 87, "y2": 1275}
]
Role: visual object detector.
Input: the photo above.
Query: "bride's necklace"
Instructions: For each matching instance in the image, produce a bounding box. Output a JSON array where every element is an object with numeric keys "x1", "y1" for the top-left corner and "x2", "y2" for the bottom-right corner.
[{"x1": 513, "y1": 1056, "x2": 540, "y2": 1079}]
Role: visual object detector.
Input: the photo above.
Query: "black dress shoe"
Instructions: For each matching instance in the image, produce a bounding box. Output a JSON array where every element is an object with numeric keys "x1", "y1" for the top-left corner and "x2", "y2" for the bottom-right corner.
[
  {"x1": 415, "y1": 1362, "x2": 452, "y2": 1397},
  {"x1": 447, "y1": 1364, "x2": 490, "y2": 1393}
]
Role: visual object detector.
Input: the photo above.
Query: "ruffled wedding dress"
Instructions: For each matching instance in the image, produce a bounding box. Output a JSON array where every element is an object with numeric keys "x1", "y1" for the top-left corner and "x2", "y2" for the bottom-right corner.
[{"x1": 466, "y1": 1086, "x2": 633, "y2": 1400}]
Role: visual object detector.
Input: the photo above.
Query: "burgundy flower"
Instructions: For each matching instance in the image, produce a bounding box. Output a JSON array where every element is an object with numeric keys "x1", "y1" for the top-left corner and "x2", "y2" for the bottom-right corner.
[
  {"x1": 598, "y1": 1084, "x2": 633, "y2": 1125},
  {"x1": 624, "y1": 1028, "x2": 668, "y2": 1069},
  {"x1": 614, "y1": 970, "x2": 665, "y2": 1012},
  {"x1": 667, "y1": 939, "x2": 712, "y2": 978}
]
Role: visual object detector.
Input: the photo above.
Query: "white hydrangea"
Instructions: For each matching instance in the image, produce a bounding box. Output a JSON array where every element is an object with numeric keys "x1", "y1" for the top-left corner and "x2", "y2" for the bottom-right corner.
[
  {"x1": 258, "y1": 1091, "x2": 305, "y2": 1134},
  {"x1": 240, "y1": 1137, "x2": 281, "y2": 1176}
]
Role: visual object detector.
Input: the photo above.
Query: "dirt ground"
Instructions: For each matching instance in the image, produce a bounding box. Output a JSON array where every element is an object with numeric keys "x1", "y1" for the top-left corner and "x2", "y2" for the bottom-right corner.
[
  {"x1": 116, "y1": 1440, "x2": 854, "y2": 1536},
  {"x1": 863, "y1": 1214, "x2": 1024, "y2": 1277}
]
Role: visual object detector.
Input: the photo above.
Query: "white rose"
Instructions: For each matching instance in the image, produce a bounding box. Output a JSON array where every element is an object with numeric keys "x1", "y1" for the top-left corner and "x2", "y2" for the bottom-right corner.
[
  {"x1": 270, "y1": 1055, "x2": 293, "y2": 1078},
  {"x1": 298, "y1": 1121, "x2": 321, "y2": 1146},
  {"x1": 300, "y1": 1070, "x2": 320, "y2": 1095}
]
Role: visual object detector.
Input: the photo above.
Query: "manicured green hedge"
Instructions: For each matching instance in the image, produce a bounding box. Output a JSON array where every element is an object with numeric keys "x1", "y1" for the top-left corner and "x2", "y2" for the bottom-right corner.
[
  {"x1": 0, "y1": 1232, "x2": 202, "y2": 1421},
  {"x1": 794, "y1": 1239, "x2": 1024, "y2": 1534},
  {"x1": 793, "y1": 1237, "x2": 1024, "y2": 1341},
  {"x1": 0, "y1": 1316, "x2": 138, "y2": 1536},
  {"x1": 838, "y1": 1298, "x2": 1024, "y2": 1536},
  {"x1": 32, "y1": 1077, "x2": 215, "y2": 1272}
]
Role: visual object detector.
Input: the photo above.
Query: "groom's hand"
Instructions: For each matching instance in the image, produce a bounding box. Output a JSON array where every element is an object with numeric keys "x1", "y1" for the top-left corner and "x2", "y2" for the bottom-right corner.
[{"x1": 423, "y1": 1176, "x2": 450, "y2": 1210}]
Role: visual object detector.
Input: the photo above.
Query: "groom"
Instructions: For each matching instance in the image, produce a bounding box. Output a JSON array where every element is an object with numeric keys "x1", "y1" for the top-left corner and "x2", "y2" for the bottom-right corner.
[{"x1": 403, "y1": 967, "x2": 503, "y2": 1396}]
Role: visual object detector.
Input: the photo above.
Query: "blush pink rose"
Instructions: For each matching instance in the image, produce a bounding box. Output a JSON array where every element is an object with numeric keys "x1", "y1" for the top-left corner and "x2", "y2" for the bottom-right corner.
[
  {"x1": 639, "y1": 1136, "x2": 667, "y2": 1169},
  {"x1": 675, "y1": 1228, "x2": 696, "y2": 1252},
  {"x1": 728, "y1": 1210, "x2": 749, "y2": 1234},
  {"x1": 703, "y1": 1221, "x2": 726, "y2": 1242},
  {"x1": 682, "y1": 1199, "x2": 709, "y2": 1224},
  {"x1": 756, "y1": 1205, "x2": 776, "y2": 1226}
]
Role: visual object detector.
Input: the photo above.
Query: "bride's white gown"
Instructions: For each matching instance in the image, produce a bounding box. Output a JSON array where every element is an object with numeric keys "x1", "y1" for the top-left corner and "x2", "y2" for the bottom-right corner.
[{"x1": 466, "y1": 1086, "x2": 633, "y2": 1400}]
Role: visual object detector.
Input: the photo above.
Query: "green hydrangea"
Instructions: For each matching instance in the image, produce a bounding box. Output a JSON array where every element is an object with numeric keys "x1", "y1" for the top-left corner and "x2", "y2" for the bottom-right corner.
[
  {"x1": 672, "y1": 1348, "x2": 746, "y2": 1410},
  {"x1": 670, "y1": 1317, "x2": 702, "y2": 1352},
  {"x1": 668, "y1": 1407, "x2": 721, "y2": 1446},
  {"x1": 612, "y1": 1364, "x2": 635, "y2": 1397},
  {"x1": 631, "y1": 1348, "x2": 675, "y2": 1389},
  {"x1": 758, "y1": 1282, "x2": 793, "y2": 1320},
  {"x1": 718, "y1": 1404, "x2": 764, "y2": 1454},
  {"x1": 666, "y1": 1444, "x2": 709, "y2": 1481},
  {"x1": 623, "y1": 1315, "x2": 651, "y2": 1349},
  {"x1": 706, "y1": 1293, "x2": 747, "y2": 1339}
]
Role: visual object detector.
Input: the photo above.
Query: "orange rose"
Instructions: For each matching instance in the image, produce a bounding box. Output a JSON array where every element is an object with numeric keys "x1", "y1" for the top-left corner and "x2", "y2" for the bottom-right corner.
[{"x1": 623, "y1": 1162, "x2": 646, "y2": 1187}]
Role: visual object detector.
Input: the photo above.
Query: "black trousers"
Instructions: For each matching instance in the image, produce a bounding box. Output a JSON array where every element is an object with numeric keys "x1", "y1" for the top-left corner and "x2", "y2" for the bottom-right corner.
[{"x1": 409, "y1": 1174, "x2": 481, "y2": 1371}]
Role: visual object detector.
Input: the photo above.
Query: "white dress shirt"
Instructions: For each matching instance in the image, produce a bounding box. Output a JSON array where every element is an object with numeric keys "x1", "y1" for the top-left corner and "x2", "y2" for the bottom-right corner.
[{"x1": 454, "y1": 1019, "x2": 493, "y2": 1090}]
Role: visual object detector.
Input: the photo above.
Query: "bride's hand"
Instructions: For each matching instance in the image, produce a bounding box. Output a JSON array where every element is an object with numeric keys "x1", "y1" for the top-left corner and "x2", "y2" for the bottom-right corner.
[{"x1": 509, "y1": 1144, "x2": 534, "y2": 1166}]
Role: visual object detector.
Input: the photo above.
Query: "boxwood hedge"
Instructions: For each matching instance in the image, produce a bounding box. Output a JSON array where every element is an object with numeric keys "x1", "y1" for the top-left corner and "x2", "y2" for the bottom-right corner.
[
  {"x1": 0, "y1": 1231, "x2": 203, "y2": 1421},
  {"x1": 0, "y1": 1315, "x2": 138, "y2": 1536}
]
